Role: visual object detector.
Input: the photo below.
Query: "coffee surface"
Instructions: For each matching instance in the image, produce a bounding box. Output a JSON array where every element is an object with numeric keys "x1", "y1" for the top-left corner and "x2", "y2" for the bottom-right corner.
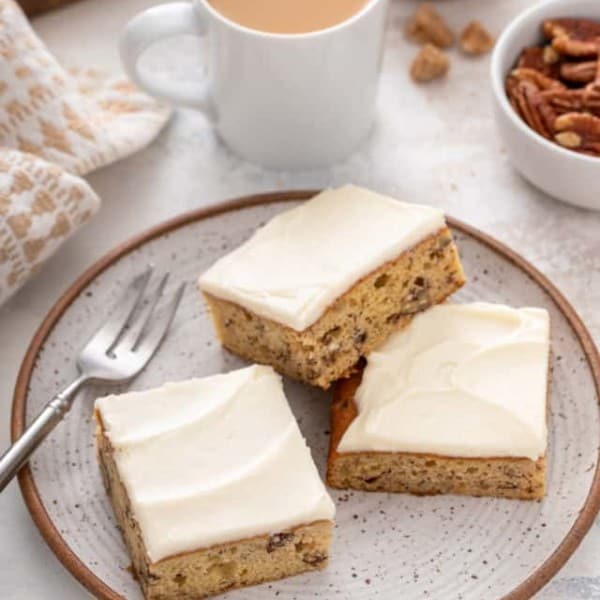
[{"x1": 207, "y1": 0, "x2": 370, "y2": 34}]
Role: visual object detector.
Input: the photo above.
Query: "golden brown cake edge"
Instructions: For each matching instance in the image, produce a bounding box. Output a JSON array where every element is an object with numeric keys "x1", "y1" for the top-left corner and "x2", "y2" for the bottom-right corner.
[
  {"x1": 326, "y1": 373, "x2": 547, "y2": 500},
  {"x1": 201, "y1": 226, "x2": 466, "y2": 389},
  {"x1": 95, "y1": 415, "x2": 334, "y2": 600}
]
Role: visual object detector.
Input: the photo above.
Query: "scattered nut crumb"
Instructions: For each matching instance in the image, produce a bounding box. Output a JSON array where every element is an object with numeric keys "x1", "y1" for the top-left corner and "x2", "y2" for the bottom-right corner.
[
  {"x1": 459, "y1": 21, "x2": 494, "y2": 55},
  {"x1": 410, "y1": 44, "x2": 450, "y2": 83},
  {"x1": 405, "y1": 4, "x2": 454, "y2": 49}
]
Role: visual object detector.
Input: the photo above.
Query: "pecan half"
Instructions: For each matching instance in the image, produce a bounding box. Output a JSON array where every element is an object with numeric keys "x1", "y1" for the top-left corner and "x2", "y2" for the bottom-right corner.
[
  {"x1": 554, "y1": 112, "x2": 600, "y2": 155},
  {"x1": 584, "y1": 81, "x2": 600, "y2": 113},
  {"x1": 517, "y1": 46, "x2": 562, "y2": 78},
  {"x1": 543, "y1": 18, "x2": 600, "y2": 58},
  {"x1": 541, "y1": 88, "x2": 587, "y2": 115},
  {"x1": 405, "y1": 4, "x2": 454, "y2": 48},
  {"x1": 509, "y1": 67, "x2": 565, "y2": 91},
  {"x1": 506, "y1": 77, "x2": 557, "y2": 138},
  {"x1": 541, "y1": 84, "x2": 600, "y2": 117},
  {"x1": 560, "y1": 60, "x2": 598, "y2": 84},
  {"x1": 410, "y1": 44, "x2": 450, "y2": 82},
  {"x1": 459, "y1": 21, "x2": 494, "y2": 55}
]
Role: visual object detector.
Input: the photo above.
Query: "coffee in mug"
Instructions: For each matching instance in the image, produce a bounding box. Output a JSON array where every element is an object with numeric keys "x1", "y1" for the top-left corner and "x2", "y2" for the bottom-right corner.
[
  {"x1": 120, "y1": 0, "x2": 388, "y2": 169},
  {"x1": 207, "y1": 0, "x2": 370, "y2": 34}
]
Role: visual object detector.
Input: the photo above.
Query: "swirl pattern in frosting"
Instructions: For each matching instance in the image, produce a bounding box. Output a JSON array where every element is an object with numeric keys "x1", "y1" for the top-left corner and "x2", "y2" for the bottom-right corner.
[
  {"x1": 96, "y1": 365, "x2": 335, "y2": 562},
  {"x1": 338, "y1": 303, "x2": 550, "y2": 460}
]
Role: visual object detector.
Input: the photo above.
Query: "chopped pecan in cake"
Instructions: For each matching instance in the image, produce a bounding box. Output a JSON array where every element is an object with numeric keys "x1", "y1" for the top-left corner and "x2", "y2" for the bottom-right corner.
[{"x1": 199, "y1": 187, "x2": 465, "y2": 389}]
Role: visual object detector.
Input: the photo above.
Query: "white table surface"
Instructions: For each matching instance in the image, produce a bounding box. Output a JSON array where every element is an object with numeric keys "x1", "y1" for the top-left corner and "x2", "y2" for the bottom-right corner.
[{"x1": 0, "y1": 0, "x2": 599, "y2": 598}]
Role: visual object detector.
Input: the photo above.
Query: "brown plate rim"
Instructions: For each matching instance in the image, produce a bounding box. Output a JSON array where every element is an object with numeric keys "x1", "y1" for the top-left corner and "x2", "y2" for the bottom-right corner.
[{"x1": 11, "y1": 190, "x2": 600, "y2": 600}]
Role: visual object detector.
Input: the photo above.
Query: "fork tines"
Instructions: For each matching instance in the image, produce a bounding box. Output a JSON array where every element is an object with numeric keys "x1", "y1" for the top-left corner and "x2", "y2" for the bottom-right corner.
[{"x1": 84, "y1": 266, "x2": 185, "y2": 362}]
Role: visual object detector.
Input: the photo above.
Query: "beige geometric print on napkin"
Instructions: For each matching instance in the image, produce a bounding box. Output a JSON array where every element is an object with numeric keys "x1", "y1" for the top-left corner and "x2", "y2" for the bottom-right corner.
[
  {"x1": 0, "y1": 0, "x2": 171, "y2": 176},
  {"x1": 0, "y1": 149, "x2": 100, "y2": 304}
]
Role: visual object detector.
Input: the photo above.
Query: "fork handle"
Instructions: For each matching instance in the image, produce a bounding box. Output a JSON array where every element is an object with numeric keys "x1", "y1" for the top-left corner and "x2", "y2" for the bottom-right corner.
[{"x1": 0, "y1": 376, "x2": 88, "y2": 493}]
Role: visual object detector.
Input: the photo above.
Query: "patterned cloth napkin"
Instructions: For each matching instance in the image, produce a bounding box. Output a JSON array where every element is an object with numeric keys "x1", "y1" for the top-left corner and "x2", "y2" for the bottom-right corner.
[{"x1": 0, "y1": 0, "x2": 171, "y2": 305}]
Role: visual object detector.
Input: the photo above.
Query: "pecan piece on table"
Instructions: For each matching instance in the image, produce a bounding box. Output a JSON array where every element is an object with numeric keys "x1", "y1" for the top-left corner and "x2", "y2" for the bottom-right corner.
[
  {"x1": 459, "y1": 21, "x2": 494, "y2": 55},
  {"x1": 405, "y1": 4, "x2": 454, "y2": 48},
  {"x1": 543, "y1": 18, "x2": 600, "y2": 58},
  {"x1": 410, "y1": 44, "x2": 450, "y2": 82},
  {"x1": 554, "y1": 112, "x2": 600, "y2": 155}
]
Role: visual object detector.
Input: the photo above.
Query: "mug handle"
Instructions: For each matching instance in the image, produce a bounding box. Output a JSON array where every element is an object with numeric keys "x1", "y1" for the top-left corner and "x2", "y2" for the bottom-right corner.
[{"x1": 119, "y1": 2, "x2": 214, "y2": 116}]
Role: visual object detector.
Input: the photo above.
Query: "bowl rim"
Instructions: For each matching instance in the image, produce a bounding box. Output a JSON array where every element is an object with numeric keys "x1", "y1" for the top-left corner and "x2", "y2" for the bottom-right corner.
[{"x1": 490, "y1": 0, "x2": 600, "y2": 166}]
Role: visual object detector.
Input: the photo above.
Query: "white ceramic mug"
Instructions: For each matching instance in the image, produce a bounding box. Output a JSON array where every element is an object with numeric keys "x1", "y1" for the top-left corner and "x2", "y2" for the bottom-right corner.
[{"x1": 120, "y1": 0, "x2": 388, "y2": 169}]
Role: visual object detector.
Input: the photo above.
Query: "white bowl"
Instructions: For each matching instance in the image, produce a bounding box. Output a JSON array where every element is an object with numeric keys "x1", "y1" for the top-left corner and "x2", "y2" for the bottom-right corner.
[{"x1": 491, "y1": 0, "x2": 600, "y2": 211}]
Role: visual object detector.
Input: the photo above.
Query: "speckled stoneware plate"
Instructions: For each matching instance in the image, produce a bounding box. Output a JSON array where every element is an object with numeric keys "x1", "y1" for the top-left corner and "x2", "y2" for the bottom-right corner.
[{"x1": 12, "y1": 192, "x2": 600, "y2": 600}]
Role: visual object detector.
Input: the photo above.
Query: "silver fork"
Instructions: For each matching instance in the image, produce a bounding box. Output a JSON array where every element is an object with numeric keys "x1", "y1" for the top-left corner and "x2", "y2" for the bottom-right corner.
[{"x1": 0, "y1": 266, "x2": 185, "y2": 492}]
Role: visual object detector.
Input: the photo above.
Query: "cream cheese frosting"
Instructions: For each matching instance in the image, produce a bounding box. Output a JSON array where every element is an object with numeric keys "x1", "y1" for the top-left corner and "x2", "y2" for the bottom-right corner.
[
  {"x1": 198, "y1": 185, "x2": 445, "y2": 331},
  {"x1": 338, "y1": 303, "x2": 550, "y2": 460},
  {"x1": 95, "y1": 365, "x2": 335, "y2": 563}
]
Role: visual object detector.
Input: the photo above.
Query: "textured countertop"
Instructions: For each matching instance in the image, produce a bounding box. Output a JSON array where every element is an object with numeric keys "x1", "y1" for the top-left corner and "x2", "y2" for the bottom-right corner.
[{"x1": 0, "y1": 0, "x2": 599, "y2": 598}]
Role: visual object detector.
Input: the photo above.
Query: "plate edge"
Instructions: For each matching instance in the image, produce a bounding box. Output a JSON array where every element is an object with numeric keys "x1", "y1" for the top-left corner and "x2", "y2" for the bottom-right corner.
[{"x1": 10, "y1": 190, "x2": 600, "y2": 600}]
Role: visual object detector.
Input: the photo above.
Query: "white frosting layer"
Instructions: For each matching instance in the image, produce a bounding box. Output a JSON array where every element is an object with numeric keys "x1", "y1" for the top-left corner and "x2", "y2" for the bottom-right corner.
[
  {"x1": 338, "y1": 303, "x2": 550, "y2": 460},
  {"x1": 95, "y1": 365, "x2": 335, "y2": 563},
  {"x1": 198, "y1": 185, "x2": 445, "y2": 331}
]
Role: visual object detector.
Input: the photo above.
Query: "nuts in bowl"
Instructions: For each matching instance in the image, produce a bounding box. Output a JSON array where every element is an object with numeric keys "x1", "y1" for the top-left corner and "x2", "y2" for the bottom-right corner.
[
  {"x1": 491, "y1": 0, "x2": 600, "y2": 211},
  {"x1": 506, "y1": 18, "x2": 600, "y2": 156}
]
